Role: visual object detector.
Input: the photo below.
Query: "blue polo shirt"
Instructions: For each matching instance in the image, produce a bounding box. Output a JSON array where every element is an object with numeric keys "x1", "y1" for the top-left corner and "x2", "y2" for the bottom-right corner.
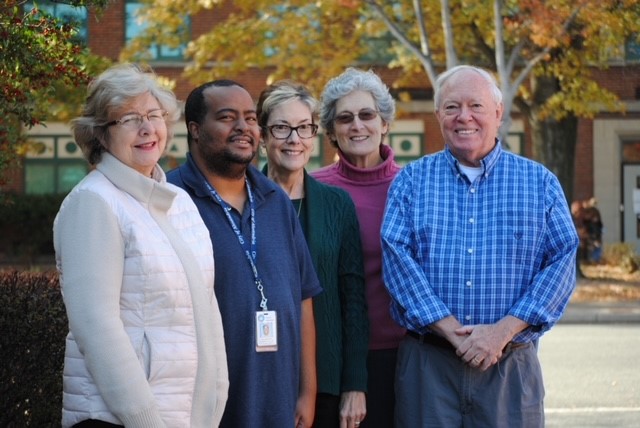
[{"x1": 167, "y1": 154, "x2": 322, "y2": 427}]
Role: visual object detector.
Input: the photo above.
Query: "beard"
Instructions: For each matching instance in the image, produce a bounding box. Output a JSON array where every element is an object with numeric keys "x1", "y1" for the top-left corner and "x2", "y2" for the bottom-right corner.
[{"x1": 197, "y1": 132, "x2": 257, "y2": 179}]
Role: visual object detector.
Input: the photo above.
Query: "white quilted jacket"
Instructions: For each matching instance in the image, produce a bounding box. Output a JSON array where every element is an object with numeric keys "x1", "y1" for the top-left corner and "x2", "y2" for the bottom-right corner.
[{"x1": 54, "y1": 154, "x2": 228, "y2": 427}]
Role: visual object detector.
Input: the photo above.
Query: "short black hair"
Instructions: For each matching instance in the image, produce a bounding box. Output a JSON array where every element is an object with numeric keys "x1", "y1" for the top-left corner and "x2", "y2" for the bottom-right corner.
[{"x1": 184, "y1": 79, "x2": 245, "y2": 145}]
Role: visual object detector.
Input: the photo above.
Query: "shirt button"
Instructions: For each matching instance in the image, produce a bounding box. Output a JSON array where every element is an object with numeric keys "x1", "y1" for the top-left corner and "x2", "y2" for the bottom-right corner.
[
  {"x1": 470, "y1": 188, "x2": 476, "y2": 193},
  {"x1": 466, "y1": 281, "x2": 472, "y2": 287},
  {"x1": 467, "y1": 248, "x2": 473, "y2": 254},
  {"x1": 469, "y1": 217, "x2": 474, "y2": 223},
  {"x1": 465, "y1": 315, "x2": 472, "y2": 321}
]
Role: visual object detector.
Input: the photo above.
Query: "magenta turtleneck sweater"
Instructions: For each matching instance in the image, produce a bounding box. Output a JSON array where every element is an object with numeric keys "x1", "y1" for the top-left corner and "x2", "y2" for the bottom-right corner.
[{"x1": 312, "y1": 144, "x2": 406, "y2": 350}]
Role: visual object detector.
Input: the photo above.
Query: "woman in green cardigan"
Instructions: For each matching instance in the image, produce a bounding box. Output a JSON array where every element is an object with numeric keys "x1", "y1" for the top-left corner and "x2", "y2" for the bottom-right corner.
[{"x1": 257, "y1": 81, "x2": 369, "y2": 428}]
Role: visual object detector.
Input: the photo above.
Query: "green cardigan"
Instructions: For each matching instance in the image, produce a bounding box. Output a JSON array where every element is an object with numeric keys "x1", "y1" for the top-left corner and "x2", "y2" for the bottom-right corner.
[{"x1": 264, "y1": 166, "x2": 369, "y2": 395}]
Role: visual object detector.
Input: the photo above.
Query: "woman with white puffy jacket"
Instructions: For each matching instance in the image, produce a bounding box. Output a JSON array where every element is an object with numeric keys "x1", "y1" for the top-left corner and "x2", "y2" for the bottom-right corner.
[{"x1": 53, "y1": 63, "x2": 228, "y2": 428}]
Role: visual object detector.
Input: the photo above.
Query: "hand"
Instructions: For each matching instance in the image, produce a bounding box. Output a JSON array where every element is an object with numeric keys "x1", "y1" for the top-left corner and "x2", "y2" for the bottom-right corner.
[
  {"x1": 455, "y1": 316, "x2": 528, "y2": 371},
  {"x1": 294, "y1": 392, "x2": 315, "y2": 428},
  {"x1": 454, "y1": 324, "x2": 510, "y2": 371},
  {"x1": 339, "y1": 391, "x2": 366, "y2": 428}
]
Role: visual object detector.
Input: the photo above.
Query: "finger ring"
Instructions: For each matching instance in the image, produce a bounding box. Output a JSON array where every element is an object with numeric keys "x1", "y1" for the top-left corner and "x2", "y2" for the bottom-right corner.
[
  {"x1": 355, "y1": 422, "x2": 360, "y2": 427},
  {"x1": 472, "y1": 357, "x2": 481, "y2": 364}
]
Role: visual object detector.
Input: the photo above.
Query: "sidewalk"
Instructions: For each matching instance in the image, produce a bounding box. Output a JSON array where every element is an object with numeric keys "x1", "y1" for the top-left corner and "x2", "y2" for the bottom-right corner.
[
  {"x1": 561, "y1": 300, "x2": 640, "y2": 323},
  {"x1": 560, "y1": 278, "x2": 640, "y2": 324}
]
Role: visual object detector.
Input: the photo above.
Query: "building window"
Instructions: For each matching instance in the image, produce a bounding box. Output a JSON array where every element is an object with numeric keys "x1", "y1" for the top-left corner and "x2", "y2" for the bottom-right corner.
[
  {"x1": 125, "y1": 1, "x2": 189, "y2": 61},
  {"x1": 622, "y1": 140, "x2": 640, "y2": 163},
  {"x1": 626, "y1": 35, "x2": 640, "y2": 62},
  {"x1": 388, "y1": 133, "x2": 424, "y2": 166},
  {"x1": 504, "y1": 132, "x2": 525, "y2": 155},
  {"x1": 24, "y1": 135, "x2": 88, "y2": 194},
  {"x1": 23, "y1": 0, "x2": 88, "y2": 45}
]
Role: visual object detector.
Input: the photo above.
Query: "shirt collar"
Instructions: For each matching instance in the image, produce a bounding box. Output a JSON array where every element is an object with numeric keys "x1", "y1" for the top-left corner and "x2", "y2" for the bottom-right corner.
[
  {"x1": 444, "y1": 139, "x2": 503, "y2": 180},
  {"x1": 181, "y1": 153, "x2": 276, "y2": 205}
]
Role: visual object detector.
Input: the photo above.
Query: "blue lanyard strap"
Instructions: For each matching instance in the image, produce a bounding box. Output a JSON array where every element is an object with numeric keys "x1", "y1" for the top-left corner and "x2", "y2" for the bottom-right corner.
[{"x1": 202, "y1": 176, "x2": 268, "y2": 311}]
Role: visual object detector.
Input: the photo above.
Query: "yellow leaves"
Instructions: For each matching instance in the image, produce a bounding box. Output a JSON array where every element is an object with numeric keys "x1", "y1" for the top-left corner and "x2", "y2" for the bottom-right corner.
[
  {"x1": 155, "y1": 75, "x2": 176, "y2": 91},
  {"x1": 198, "y1": 0, "x2": 222, "y2": 8}
]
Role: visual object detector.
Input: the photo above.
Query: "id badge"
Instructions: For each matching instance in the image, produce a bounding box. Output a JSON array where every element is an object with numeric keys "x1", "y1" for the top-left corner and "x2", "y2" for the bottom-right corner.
[{"x1": 255, "y1": 310, "x2": 278, "y2": 352}]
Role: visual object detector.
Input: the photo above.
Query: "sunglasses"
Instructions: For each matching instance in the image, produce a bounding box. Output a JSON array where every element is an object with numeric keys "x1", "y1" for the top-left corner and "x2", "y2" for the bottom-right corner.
[{"x1": 334, "y1": 109, "x2": 379, "y2": 125}]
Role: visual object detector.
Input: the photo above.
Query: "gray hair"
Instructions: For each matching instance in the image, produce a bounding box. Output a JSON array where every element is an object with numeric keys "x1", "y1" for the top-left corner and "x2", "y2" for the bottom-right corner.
[
  {"x1": 71, "y1": 63, "x2": 181, "y2": 165},
  {"x1": 256, "y1": 80, "x2": 318, "y2": 133},
  {"x1": 433, "y1": 65, "x2": 503, "y2": 110},
  {"x1": 320, "y1": 68, "x2": 395, "y2": 146}
]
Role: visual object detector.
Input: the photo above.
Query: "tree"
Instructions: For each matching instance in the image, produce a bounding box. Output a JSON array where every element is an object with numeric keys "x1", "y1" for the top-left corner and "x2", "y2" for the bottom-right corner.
[
  {"x1": 363, "y1": 0, "x2": 639, "y2": 200},
  {"x1": 123, "y1": 0, "x2": 640, "y2": 200},
  {"x1": 120, "y1": 1, "x2": 372, "y2": 93},
  {"x1": 0, "y1": 0, "x2": 110, "y2": 184}
]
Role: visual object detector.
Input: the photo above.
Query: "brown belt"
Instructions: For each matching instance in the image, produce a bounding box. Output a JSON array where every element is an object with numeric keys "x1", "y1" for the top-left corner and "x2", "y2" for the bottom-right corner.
[{"x1": 406, "y1": 330, "x2": 529, "y2": 353}]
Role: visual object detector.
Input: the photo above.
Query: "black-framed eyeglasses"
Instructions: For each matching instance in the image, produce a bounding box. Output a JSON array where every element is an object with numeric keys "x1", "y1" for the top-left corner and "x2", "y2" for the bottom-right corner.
[
  {"x1": 334, "y1": 108, "x2": 379, "y2": 125},
  {"x1": 105, "y1": 109, "x2": 168, "y2": 130},
  {"x1": 267, "y1": 123, "x2": 319, "y2": 140}
]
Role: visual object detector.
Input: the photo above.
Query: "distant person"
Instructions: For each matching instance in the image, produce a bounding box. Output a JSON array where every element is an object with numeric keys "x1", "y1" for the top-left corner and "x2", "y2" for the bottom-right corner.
[
  {"x1": 167, "y1": 80, "x2": 322, "y2": 427},
  {"x1": 381, "y1": 65, "x2": 578, "y2": 427},
  {"x1": 571, "y1": 199, "x2": 588, "y2": 275},
  {"x1": 583, "y1": 197, "x2": 604, "y2": 263},
  {"x1": 54, "y1": 63, "x2": 228, "y2": 427},
  {"x1": 312, "y1": 68, "x2": 405, "y2": 428},
  {"x1": 257, "y1": 80, "x2": 369, "y2": 428}
]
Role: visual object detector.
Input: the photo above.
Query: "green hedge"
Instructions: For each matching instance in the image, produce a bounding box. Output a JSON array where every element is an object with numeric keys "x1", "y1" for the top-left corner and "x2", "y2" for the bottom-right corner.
[
  {"x1": 0, "y1": 270, "x2": 66, "y2": 427},
  {"x1": 0, "y1": 193, "x2": 66, "y2": 265}
]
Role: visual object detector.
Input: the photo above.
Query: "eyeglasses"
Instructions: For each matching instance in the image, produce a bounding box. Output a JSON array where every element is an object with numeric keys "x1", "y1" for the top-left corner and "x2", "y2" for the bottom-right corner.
[
  {"x1": 106, "y1": 109, "x2": 168, "y2": 130},
  {"x1": 334, "y1": 108, "x2": 379, "y2": 125},
  {"x1": 267, "y1": 123, "x2": 319, "y2": 140}
]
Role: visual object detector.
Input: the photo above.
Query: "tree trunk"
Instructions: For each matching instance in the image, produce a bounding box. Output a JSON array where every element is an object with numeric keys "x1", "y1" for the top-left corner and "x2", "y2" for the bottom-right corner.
[{"x1": 528, "y1": 75, "x2": 578, "y2": 204}]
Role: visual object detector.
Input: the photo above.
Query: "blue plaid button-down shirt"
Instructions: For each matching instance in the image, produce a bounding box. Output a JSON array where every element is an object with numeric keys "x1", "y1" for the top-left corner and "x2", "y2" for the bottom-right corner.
[{"x1": 381, "y1": 143, "x2": 578, "y2": 343}]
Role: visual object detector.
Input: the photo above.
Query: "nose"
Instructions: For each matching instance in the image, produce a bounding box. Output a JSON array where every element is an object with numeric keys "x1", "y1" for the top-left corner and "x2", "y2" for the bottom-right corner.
[
  {"x1": 138, "y1": 118, "x2": 154, "y2": 134},
  {"x1": 349, "y1": 116, "x2": 366, "y2": 129},
  {"x1": 457, "y1": 105, "x2": 473, "y2": 121},
  {"x1": 235, "y1": 117, "x2": 258, "y2": 134},
  {"x1": 287, "y1": 129, "x2": 302, "y2": 143}
]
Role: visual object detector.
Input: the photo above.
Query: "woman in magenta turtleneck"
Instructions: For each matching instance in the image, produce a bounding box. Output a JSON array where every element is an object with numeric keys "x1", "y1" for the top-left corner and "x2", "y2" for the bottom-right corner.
[{"x1": 312, "y1": 68, "x2": 406, "y2": 428}]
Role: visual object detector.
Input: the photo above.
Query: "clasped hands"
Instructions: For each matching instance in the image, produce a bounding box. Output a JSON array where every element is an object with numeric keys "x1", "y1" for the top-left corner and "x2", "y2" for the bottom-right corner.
[{"x1": 451, "y1": 323, "x2": 512, "y2": 371}]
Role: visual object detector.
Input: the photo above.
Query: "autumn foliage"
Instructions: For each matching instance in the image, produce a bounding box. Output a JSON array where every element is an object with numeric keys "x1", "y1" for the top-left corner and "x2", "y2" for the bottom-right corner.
[{"x1": 0, "y1": 0, "x2": 108, "y2": 180}]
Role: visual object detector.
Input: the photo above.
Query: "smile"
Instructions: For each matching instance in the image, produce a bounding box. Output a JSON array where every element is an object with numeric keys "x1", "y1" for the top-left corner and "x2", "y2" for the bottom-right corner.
[
  {"x1": 135, "y1": 141, "x2": 156, "y2": 149},
  {"x1": 456, "y1": 129, "x2": 478, "y2": 135},
  {"x1": 282, "y1": 149, "x2": 303, "y2": 156}
]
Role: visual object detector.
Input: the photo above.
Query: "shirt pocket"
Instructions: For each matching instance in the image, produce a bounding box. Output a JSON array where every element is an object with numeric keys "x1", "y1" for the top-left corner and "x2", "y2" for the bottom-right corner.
[{"x1": 496, "y1": 210, "x2": 542, "y2": 266}]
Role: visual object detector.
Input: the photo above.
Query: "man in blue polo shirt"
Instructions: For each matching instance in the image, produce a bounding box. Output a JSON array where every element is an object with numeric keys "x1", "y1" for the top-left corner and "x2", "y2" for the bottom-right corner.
[
  {"x1": 167, "y1": 80, "x2": 322, "y2": 428},
  {"x1": 381, "y1": 65, "x2": 578, "y2": 427}
]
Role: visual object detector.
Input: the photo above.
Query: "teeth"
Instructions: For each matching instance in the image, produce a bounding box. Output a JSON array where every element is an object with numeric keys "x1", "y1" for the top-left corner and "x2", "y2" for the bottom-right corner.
[
  {"x1": 457, "y1": 130, "x2": 475, "y2": 135},
  {"x1": 351, "y1": 136, "x2": 368, "y2": 141}
]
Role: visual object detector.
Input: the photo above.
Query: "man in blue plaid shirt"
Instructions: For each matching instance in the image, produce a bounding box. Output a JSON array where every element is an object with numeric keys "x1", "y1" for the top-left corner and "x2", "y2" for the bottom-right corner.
[{"x1": 381, "y1": 65, "x2": 578, "y2": 428}]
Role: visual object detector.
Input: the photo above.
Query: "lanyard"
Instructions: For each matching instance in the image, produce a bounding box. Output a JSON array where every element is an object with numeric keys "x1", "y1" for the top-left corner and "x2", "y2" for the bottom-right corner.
[{"x1": 202, "y1": 177, "x2": 269, "y2": 311}]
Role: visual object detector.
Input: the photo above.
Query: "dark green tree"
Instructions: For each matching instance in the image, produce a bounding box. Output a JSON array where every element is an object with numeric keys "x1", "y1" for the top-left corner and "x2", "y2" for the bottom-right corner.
[{"x1": 0, "y1": 0, "x2": 110, "y2": 185}]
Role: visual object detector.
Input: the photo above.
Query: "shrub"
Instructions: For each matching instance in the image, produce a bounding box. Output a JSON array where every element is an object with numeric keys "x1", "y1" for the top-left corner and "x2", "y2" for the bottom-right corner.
[
  {"x1": 0, "y1": 193, "x2": 66, "y2": 266},
  {"x1": 0, "y1": 270, "x2": 66, "y2": 427},
  {"x1": 602, "y1": 242, "x2": 639, "y2": 273}
]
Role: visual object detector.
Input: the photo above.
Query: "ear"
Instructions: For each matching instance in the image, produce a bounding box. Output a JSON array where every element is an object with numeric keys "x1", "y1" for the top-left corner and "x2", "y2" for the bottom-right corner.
[
  {"x1": 495, "y1": 102, "x2": 504, "y2": 121},
  {"x1": 97, "y1": 132, "x2": 109, "y2": 149},
  {"x1": 188, "y1": 121, "x2": 200, "y2": 142},
  {"x1": 381, "y1": 120, "x2": 390, "y2": 136}
]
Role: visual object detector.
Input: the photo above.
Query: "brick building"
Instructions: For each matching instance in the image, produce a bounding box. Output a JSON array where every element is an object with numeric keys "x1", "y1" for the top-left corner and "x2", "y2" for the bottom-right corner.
[{"x1": 5, "y1": 1, "x2": 640, "y2": 250}]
